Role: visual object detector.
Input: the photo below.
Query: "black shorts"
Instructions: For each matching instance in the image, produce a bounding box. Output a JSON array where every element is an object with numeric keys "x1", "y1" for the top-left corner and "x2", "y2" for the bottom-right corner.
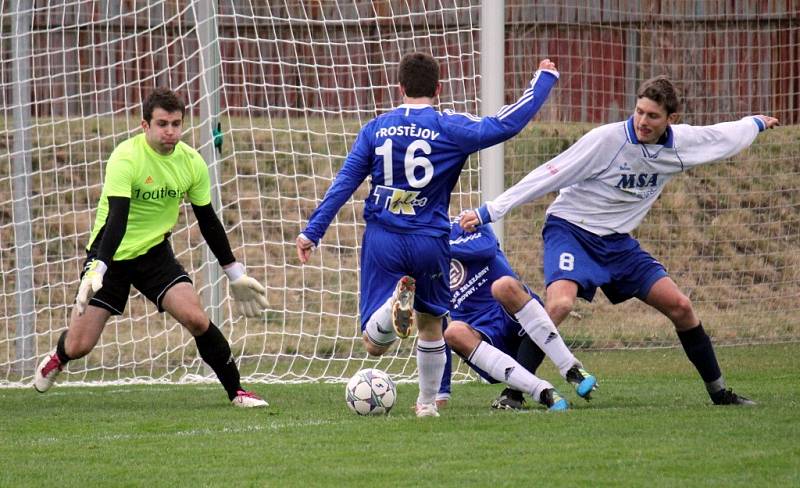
[{"x1": 81, "y1": 240, "x2": 192, "y2": 315}]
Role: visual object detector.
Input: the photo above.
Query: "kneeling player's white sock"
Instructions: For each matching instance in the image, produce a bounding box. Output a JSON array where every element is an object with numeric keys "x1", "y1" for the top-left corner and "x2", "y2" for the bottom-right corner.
[
  {"x1": 416, "y1": 338, "x2": 446, "y2": 405},
  {"x1": 364, "y1": 297, "x2": 396, "y2": 348},
  {"x1": 469, "y1": 341, "x2": 552, "y2": 400},
  {"x1": 516, "y1": 299, "x2": 577, "y2": 378}
]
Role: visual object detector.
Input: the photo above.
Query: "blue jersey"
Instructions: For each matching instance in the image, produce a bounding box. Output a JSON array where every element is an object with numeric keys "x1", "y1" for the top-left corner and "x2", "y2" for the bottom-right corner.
[
  {"x1": 301, "y1": 69, "x2": 558, "y2": 245},
  {"x1": 449, "y1": 221, "x2": 518, "y2": 325}
]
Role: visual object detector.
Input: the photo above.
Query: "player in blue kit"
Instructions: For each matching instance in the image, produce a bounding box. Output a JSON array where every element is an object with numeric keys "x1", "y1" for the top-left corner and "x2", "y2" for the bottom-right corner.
[
  {"x1": 296, "y1": 53, "x2": 559, "y2": 417},
  {"x1": 461, "y1": 76, "x2": 779, "y2": 406},
  {"x1": 444, "y1": 218, "x2": 596, "y2": 411}
]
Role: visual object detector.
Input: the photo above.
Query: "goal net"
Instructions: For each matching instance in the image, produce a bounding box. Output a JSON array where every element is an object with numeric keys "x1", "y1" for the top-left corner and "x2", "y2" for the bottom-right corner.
[{"x1": 1, "y1": 1, "x2": 797, "y2": 387}]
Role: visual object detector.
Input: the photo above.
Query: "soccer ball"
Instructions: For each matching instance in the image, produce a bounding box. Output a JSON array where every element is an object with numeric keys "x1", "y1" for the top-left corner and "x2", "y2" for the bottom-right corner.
[{"x1": 345, "y1": 368, "x2": 396, "y2": 416}]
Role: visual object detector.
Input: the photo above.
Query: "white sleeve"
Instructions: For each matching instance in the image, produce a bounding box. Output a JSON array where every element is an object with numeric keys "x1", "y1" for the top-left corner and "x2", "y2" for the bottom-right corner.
[
  {"x1": 674, "y1": 117, "x2": 762, "y2": 168},
  {"x1": 485, "y1": 126, "x2": 613, "y2": 222}
]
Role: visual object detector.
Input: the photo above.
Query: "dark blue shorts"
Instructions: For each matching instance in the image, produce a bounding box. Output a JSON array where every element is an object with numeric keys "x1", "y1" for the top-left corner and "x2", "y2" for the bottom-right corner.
[
  {"x1": 359, "y1": 225, "x2": 450, "y2": 329},
  {"x1": 542, "y1": 215, "x2": 667, "y2": 304}
]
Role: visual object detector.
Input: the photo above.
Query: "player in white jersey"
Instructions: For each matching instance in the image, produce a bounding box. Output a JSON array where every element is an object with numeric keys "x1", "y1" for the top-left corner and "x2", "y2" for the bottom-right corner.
[
  {"x1": 297, "y1": 53, "x2": 559, "y2": 417},
  {"x1": 461, "y1": 76, "x2": 779, "y2": 406}
]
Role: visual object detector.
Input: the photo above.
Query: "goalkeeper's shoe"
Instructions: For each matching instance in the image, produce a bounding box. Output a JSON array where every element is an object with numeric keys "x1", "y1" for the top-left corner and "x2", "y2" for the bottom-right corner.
[
  {"x1": 231, "y1": 389, "x2": 269, "y2": 408},
  {"x1": 491, "y1": 388, "x2": 527, "y2": 410},
  {"x1": 566, "y1": 364, "x2": 598, "y2": 400},
  {"x1": 710, "y1": 388, "x2": 756, "y2": 406},
  {"x1": 539, "y1": 388, "x2": 569, "y2": 412},
  {"x1": 391, "y1": 276, "x2": 416, "y2": 339},
  {"x1": 415, "y1": 402, "x2": 440, "y2": 418},
  {"x1": 34, "y1": 350, "x2": 64, "y2": 393}
]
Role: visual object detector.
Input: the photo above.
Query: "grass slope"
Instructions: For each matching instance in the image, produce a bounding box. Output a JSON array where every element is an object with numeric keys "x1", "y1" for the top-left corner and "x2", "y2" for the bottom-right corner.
[{"x1": 2, "y1": 343, "x2": 798, "y2": 487}]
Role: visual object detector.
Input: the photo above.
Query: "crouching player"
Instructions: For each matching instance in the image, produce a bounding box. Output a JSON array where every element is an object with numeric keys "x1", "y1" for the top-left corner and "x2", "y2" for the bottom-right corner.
[
  {"x1": 445, "y1": 217, "x2": 597, "y2": 410},
  {"x1": 33, "y1": 88, "x2": 269, "y2": 407}
]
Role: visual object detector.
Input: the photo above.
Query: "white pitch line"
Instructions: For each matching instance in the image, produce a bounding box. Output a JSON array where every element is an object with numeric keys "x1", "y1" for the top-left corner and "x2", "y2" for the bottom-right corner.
[{"x1": 14, "y1": 410, "x2": 512, "y2": 447}]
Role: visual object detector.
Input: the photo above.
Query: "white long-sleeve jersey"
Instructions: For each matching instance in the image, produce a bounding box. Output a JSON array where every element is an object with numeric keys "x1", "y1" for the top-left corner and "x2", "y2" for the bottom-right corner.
[{"x1": 483, "y1": 116, "x2": 766, "y2": 235}]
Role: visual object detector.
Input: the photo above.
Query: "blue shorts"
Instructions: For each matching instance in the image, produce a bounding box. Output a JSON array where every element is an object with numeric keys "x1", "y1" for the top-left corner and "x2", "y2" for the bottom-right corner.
[
  {"x1": 458, "y1": 292, "x2": 543, "y2": 384},
  {"x1": 542, "y1": 215, "x2": 668, "y2": 304},
  {"x1": 359, "y1": 225, "x2": 450, "y2": 329}
]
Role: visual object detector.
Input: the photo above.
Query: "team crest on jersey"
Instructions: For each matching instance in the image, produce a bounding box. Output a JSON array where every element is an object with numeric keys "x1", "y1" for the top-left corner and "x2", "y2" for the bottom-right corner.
[
  {"x1": 450, "y1": 259, "x2": 466, "y2": 291},
  {"x1": 372, "y1": 185, "x2": 428, "y2": 215}
]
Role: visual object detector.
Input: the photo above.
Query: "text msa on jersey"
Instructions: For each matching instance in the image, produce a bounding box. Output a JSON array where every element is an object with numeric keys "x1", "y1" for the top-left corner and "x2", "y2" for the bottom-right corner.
[{"x1": 371, "y1": 124, "x2": 438, "y2": 215}]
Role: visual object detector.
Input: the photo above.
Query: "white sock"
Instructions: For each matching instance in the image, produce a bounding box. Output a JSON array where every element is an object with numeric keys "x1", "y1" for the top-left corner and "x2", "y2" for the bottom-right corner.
[
  {"x1": 469, "y1": 341, "x2": 553, "y2": 400},
  {"x1": 364, "y1": 297, "x2": 396, "y2": 348},
  {"x1": 416, "y1": 338, "x2": 446, "y2": 405},
  {"x1": 516, "y1": 299, "x2": 577, "y2": 378}
]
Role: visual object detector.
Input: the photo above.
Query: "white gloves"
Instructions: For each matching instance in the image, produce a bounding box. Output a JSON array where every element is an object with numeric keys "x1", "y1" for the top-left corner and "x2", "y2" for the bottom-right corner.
[
  {"x1": 224, "y1": 262, "x2": 269, "y2": 318},
  {"x1": 76, "y1": 259, "x2": 108, "y2": 315}
]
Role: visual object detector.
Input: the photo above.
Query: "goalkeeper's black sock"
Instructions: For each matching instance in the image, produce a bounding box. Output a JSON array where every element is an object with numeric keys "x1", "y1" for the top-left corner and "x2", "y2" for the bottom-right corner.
[
  {"x1": 677, "y1": 323, "x2": 723, "y2": 388},
  {"x1": 55, "y1": 330, "x2": 72, "y2": 364},
  {"x1": 516, "y1": 334, "x2": 546, "y2": 376},
  {"x1": 195, "y1": 322, "x2": 242, "y2": 400}
]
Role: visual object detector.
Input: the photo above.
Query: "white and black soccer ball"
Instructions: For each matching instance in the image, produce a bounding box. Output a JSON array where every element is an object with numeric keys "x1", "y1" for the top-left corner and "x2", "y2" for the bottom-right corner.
[{"x1": 345, "y1": 368, "x2": 396, "y2": 416}]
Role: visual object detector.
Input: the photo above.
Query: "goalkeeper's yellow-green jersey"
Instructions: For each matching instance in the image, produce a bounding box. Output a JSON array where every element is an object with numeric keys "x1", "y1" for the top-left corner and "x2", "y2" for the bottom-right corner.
[{"x1": 87, "y1": 133, "x2": 212, "y2": 260}]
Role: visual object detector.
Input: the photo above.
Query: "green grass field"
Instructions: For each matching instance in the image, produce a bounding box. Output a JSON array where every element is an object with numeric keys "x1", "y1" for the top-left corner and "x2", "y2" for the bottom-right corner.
[{"x1": 2, "y1": 343, "x2": 798, "y2": 487}]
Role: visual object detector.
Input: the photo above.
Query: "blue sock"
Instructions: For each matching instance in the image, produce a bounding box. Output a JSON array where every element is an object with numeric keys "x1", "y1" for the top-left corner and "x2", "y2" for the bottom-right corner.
[{"x1": 677, "y1": 323, "x2": 722, "y2": 385}]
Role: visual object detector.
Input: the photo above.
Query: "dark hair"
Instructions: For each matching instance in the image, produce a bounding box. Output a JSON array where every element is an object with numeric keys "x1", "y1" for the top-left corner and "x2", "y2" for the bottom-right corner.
[
  {"x1": 398, "y1": 52, "x2": 440, "y2": 98},
  {"x1": 637, "y1": 76, "x2": 681, "y2": 115},
  {"x1": 142, "y1": 88, "x2": 185, "y2": 123}
]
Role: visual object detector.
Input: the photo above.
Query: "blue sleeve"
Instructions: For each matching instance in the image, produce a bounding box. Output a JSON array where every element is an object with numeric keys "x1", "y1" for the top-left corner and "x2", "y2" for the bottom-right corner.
[
  {"x1": 439, "y1": 70, "x2": 558, "y2": 154},
  {"x1": 450, "y1": 224, "x2": 499, "y2": 262},
  {"x1": 301, "y1": 126, "x2": 372, "y2": 245}
]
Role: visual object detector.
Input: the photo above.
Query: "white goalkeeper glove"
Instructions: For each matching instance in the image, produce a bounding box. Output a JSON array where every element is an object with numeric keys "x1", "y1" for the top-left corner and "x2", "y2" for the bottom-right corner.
[
  {"x1": 76, "y1": 259, "x2": 107, "y2": 315},
  {"x1": 224, "y1": 262, "x2": 269, "y2": 318}
]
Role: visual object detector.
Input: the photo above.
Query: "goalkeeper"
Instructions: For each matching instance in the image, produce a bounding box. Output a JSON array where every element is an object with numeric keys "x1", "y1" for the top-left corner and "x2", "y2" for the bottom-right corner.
[
  {"x1": 461, "y1": 76, "x2": 779, "y2": 406},
  {"x1": 34, "y1": 88, "x2": 269, "y2": 408}
]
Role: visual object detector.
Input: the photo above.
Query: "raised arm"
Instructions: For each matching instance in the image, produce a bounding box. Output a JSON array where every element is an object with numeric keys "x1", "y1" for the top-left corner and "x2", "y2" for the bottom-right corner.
[
  {"x1": 441, "y1": 59, "x2": 559, "y2": 154},
  {"x1": 676, "y1": 115, "x2": 779, "y2": 167},
  {"x1": 461, "y1": 125, "x2": 612, "y2": 232}
]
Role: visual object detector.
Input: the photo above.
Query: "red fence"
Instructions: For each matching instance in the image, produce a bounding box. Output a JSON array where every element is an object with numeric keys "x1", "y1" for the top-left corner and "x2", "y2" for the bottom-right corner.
[{"x1": 2, "y1": 0, "x2": 797, "y2": 124}]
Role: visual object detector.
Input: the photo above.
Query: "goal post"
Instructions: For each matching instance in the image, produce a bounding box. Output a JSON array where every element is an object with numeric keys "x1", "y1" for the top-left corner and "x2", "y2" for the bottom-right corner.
[
  {"x1": 0, "y1": 1, "x2": 797, "y2": 388},
  {"x1": 479, "y1": 0, "x2": 505, "y2": 249},
  {"x1": 10, "y1": 0, "x2": 36, "y2": 376}
]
